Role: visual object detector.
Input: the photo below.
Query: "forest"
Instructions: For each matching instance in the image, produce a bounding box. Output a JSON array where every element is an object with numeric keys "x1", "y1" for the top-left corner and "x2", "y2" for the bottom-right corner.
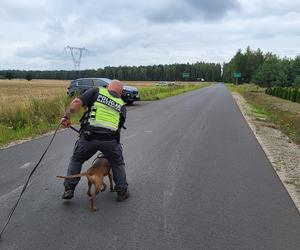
[
  {"x1": 2, "y1": 47, "x2": 300, "y2": 88},
  {"x1": 0, "y1": 62, "x2": 222, "y2": 82},
  {"x1": 223, "y1": 47, "x2": 300, "y2": 87}
]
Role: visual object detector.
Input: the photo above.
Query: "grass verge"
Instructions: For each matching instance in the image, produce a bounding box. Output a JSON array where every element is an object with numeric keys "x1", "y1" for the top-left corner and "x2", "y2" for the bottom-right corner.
[
  {"x1": 226, "y1": 83, "x2": 300, "y2": 144},
  {"x1": 139, "y1": 82, "x2": 211, "y2": 101},
  {"x1": 0, "y1": 95, "x2": 82, "y2": 147}
]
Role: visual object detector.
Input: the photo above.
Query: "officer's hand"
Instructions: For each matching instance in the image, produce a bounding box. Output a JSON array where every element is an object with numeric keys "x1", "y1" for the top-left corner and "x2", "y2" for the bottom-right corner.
[{"x1": 60, "y1": 117, "x2": 71, "y2": 128}]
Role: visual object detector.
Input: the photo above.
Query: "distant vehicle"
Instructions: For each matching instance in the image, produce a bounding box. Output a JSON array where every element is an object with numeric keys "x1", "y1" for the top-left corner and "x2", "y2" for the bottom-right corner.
[
  {"x1": 155, "y1": 81, "x2": 178, "y2": 86},
  {"x1": 67, "y1": 78, "x2": 140, "y2": 104}
]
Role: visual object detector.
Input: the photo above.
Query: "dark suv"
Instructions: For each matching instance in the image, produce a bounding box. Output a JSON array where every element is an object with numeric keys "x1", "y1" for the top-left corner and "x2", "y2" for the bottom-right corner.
[{"x1": 67, "y1": 78, "x2": 140, "y2": 104}]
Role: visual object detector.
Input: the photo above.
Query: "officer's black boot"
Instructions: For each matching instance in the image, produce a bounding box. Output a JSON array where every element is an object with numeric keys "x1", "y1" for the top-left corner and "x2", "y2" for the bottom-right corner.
[
  {"x1": 62, "y1": 185, "x2": 76, "y2": 200},
  {"x1": 117, "y1": 188, "x2": 130, "y2": 202}
]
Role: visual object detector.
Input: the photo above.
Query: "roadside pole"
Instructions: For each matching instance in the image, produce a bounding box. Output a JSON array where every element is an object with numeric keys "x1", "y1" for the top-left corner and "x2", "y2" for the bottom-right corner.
[{"x1": 234, "y1": 71, "x2": 241, "y2": 85}]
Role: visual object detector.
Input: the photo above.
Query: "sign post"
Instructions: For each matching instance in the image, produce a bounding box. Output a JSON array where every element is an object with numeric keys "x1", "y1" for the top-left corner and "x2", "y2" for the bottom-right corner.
[
  {"x1": 182, "y1": 72, "x2": 190, "y2": 81},
  {"x1": 233, "y1": 72, "x2": 241, "y2": 85}
]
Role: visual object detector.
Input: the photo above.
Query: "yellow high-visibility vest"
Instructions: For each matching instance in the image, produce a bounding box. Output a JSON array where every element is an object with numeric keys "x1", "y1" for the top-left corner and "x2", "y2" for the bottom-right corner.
[{"x1": 88, "y1": 87, "x2": 125, "y2": 131}]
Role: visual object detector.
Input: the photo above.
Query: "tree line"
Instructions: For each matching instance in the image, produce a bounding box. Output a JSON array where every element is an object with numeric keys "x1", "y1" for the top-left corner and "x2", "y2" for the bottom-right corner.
[
  {"x1": 223, "y1": 46, "x2": 300, "y2": 88},
  {"x1": 2, "y1": 47, "x2": 300, "y2": 88},
  {"x1": 0, "y1": 62, "x2": 222, "y2": 82},
  {"x1": 265, "y1": 87, "x2": 300, "y2": 103}
]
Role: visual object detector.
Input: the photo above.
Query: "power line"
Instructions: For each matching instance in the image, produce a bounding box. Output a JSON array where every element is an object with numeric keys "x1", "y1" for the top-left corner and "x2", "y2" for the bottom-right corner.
[{"x1": 65, "y1": 46, "x2": 88, "y2": 73}]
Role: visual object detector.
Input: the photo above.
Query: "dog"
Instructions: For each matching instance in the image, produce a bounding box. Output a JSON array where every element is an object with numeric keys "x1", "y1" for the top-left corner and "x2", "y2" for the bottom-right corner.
[{"x1": 57, "y1": 153, "x2": 114, "y2": 212}]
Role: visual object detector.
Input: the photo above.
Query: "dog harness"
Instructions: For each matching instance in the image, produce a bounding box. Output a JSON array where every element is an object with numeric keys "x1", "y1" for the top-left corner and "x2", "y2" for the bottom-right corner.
[{"x1": 88, "y1": 87, "x2": 125, "y2": 131}]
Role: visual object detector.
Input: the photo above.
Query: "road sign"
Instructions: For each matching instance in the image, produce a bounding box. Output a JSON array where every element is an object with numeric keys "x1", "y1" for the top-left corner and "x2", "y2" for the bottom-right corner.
[
  {"x1": 234, "y1": 72, "x2": 241, "y2": 78},
  {"x1": 233, "y1": 71, "x2": 241, "y2": 85},
  {"x1": 182, "y1": 73, "x2": 190, "y2": 78}
]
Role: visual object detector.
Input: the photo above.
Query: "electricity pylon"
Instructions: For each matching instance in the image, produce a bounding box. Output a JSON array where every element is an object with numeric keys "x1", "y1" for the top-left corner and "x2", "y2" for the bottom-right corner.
[{"x1": 65, "y1": 46, "x2": 87, "y2": 77}]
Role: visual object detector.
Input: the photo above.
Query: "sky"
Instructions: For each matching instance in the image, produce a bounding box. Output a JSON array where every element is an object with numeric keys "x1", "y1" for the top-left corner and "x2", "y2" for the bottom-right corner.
[{"x1": 0, "y1": 0, "x2": 300, "y2": 70}]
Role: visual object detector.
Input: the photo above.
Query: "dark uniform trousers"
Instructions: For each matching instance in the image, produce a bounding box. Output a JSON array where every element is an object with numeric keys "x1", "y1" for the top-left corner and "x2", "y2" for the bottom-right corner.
[{"x1": 64, "y1": 137, "x2": 128, "y2": 192}]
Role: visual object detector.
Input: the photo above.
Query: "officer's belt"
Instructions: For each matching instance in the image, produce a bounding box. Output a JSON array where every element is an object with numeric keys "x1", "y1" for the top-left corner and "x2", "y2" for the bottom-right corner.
[{"x1": 81, "y1": 130, "x2": 117, "y2": 141}]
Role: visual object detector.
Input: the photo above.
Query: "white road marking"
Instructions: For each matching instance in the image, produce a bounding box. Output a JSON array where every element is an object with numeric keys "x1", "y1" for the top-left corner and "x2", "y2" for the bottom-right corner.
[
  {"x1": 144, "y1": 130, "x2": 152, "y2": 133},
  {"x1": 124, "y1": 134, "x2": 137, "y2": 140},
  {"x1": 0, "y1": 185, "x2": 23, "y2": 203},
  {"x1": 19, "y1": 161, "x2": 34, "y2": 169},
  {"x1": 0, "y1": 182, "x2": 32, "y2": 204}
]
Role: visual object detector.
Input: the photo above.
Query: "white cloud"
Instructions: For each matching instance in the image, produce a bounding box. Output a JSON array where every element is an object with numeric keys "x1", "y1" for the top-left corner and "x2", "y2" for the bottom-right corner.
[{"x1": 0, "y1": 0, "x2": 299, "y2": 70}]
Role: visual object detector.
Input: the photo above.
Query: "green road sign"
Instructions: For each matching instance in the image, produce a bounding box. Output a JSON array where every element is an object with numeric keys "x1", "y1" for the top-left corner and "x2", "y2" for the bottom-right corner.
[
  {"x1": 234, "y1": 72, "x2": 241, "y2": 78},
  {"x1": 182, "y1": 73, "x2": 190, "y2": 78}
]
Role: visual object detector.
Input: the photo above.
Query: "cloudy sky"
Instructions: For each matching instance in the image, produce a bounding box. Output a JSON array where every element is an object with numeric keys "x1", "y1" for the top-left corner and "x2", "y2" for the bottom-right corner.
[{"x1": 0, "y1": 0, "x2": 299, "y2": 70}]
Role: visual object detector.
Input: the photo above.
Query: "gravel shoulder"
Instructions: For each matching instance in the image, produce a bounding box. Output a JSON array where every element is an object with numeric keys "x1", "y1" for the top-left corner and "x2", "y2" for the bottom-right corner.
[{"x1": 232, "y1": 92, "x2": 300, "y2": 211}]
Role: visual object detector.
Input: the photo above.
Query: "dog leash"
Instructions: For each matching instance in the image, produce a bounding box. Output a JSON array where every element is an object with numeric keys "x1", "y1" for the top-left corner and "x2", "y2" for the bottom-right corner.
[
  {"x1": 69, "y1": 125, "x2": 80, "y2": 134},
  {"x1": 0, "y1": 123, "x2": 62, "y2": 241}
]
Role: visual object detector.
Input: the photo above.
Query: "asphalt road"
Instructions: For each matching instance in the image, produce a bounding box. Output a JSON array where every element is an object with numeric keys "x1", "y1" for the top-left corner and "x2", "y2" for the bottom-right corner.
[{"x1": 1, "y1": 83, "x2": 300, "y2": 250}]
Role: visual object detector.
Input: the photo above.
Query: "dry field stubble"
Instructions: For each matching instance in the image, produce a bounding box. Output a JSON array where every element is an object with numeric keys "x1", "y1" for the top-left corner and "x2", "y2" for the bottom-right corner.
[
  {"x1": 0, "y1": 79, "x2": 70, "y2": 146},
  {"x1": 0, "y1": 79, "x2": 208, "y2": 114},
  {"x1": 0, "y1": 79, "x2": 69, "y2": 110},
  {"x1": 0, "y1": 79, "x2": 209, "y2": 146},
  {"x1": 0, "y1": 79, "x2": 196, "y2": 108}
]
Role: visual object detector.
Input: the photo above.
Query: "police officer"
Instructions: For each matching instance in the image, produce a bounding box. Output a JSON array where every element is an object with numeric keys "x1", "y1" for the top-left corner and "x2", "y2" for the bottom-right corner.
[{"x1": 60, "y1": 80, "x2": 129, "y2": 202}]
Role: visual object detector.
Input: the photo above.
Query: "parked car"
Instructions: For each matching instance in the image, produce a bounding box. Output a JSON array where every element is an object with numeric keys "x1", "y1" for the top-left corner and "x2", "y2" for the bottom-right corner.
[{"x1": 67, "y1": 78, "x2": 140, "y2": 104}]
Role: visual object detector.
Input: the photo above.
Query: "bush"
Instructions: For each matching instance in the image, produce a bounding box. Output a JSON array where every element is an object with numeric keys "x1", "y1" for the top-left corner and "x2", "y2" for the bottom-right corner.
[
  {"x1": 274, "y1": 88, "x2": 279, "y2": 97},
  {"x1": 291, "y1": 89, "x2": 298, "y2": 102},
  {"x1": 282, "y1": 88, "x2": 287, "y2": 99},
  {"x1": 286, "y1": 89, "x2": 291, "y2": 100},
  {"x1": 293, "y1": 75, "x2": 300, "y2": 88},
  {"x1": 297, "y1": 91, "x2": 300, "y2": 103},
  {"x1": 25, "y1": 73, "x2": 33, "y2": 81},
  {"x1": 265, "y1": 86, "x2": 300, "y2": 103},
  {"x1": 5, "y1": 72, "x2": 13, "y2": 80}
]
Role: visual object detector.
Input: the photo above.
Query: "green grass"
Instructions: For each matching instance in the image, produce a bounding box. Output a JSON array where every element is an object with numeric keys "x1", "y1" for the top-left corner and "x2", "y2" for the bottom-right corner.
[
  {"x1": 0, "y1": 95, "x2": 82, "y2": 147},
  {"x1": 226, "y1": 83, "x2": 263, "y2": 94},
  {"x1": 139, "y1": 83, "x2": 211, "y2": 101},
  {"x1": 226, "y1": 83, "x2": 300, "y2": 144}
]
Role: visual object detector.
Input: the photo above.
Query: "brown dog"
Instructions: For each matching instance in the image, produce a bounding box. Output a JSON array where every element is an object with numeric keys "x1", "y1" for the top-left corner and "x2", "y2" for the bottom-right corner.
[{"x1": 57, "y1": 154, "x2": 114, "y2": 212}]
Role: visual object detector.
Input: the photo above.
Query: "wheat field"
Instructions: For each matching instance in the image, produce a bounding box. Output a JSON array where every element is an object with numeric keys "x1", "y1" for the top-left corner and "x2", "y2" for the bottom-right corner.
[
  {"x1": 0, "y1": 79, "x2": 158, "y2": 108},
  {"x1": 0, "y1": 79, "x2": 69, "y2": 109},
  {"x1": 0, "y1": 79, "x2": 209, "y2": 146},
  {"x1": 0, "y1": 79, "x2": 197, "y2": 107}
]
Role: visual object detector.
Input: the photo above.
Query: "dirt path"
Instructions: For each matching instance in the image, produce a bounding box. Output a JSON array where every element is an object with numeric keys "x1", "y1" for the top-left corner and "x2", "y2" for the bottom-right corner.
[{"x1": 232, "y1": 92, "x2": 300, "y2": 211}]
